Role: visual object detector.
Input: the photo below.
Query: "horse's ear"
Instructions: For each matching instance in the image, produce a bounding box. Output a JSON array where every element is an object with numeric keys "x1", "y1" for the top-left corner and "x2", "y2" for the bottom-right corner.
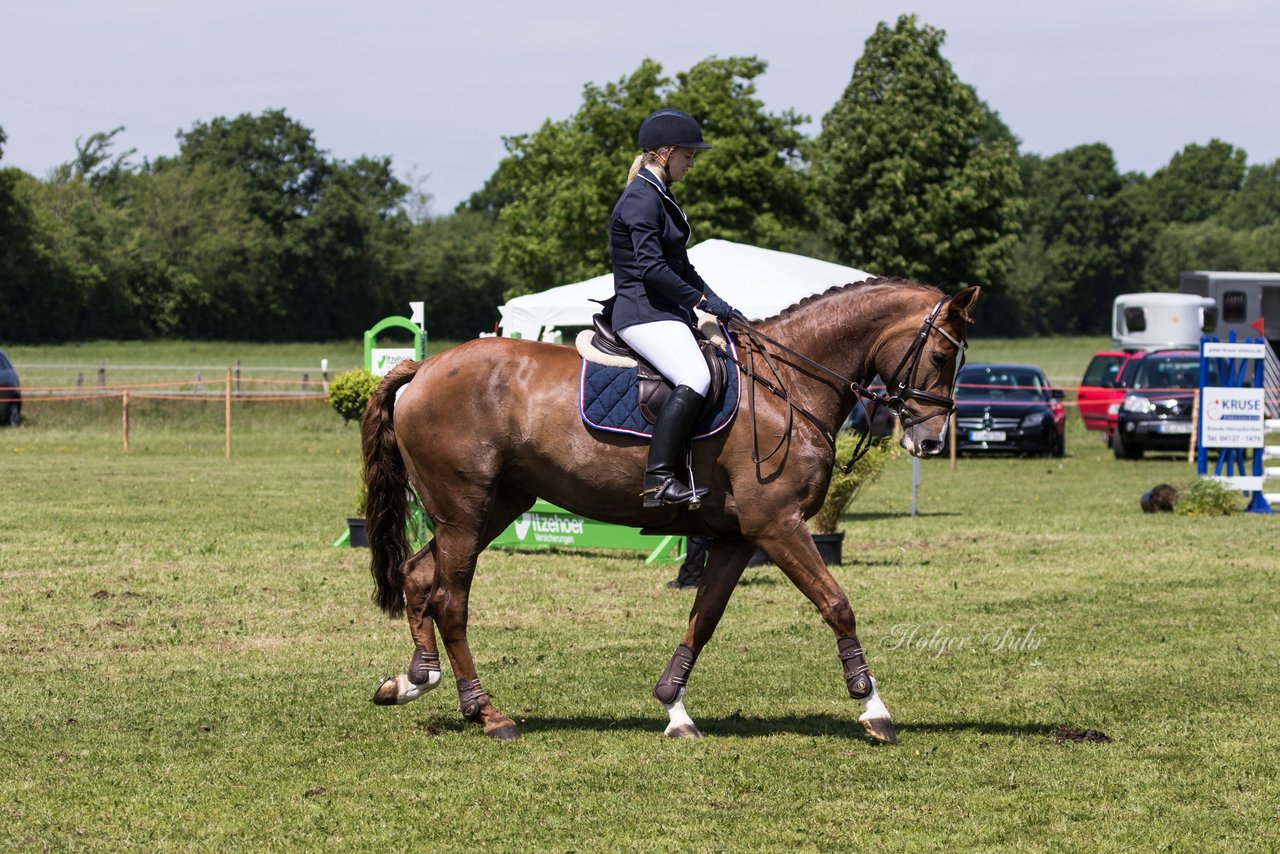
[{"x1": 950, "y1": 286, "x2": 981, "y2": 324}]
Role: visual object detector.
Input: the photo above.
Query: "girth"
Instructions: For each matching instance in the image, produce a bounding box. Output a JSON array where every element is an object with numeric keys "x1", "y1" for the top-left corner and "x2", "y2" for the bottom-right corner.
[{"x1": 590, "y1": 314, "x2": 728, "y2": 425}]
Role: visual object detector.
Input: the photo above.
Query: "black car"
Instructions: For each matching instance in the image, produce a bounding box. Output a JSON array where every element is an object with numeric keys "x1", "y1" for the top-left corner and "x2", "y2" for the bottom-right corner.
[
  {"x1": 0, "y1": 349, "x2": 19, "y2": 427},
  {"x1": 1113, "y1": 350, "x2": 1214, "y2": 459},
  {"x1": 952, "y1": 363, "x2": 1065, "y2": 456}
]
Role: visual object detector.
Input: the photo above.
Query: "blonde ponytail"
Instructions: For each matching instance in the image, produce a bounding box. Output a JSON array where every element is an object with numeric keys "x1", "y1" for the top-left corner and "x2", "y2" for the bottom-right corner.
[{"x1": 627, "y1": 152, "x2": 647, "y2": 184}]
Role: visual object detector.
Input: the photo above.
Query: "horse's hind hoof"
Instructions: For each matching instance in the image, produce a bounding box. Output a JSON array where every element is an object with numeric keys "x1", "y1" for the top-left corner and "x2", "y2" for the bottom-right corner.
[
  {"x1": 664, "y1": 723, "x2": 703, "y2": 739},
  {"x1": 861, "y1": 717, "x2": 897, "y2": 745},
  {"x1": 371, "y1": 674, "x2": 436, "y2": 706},
  {"x1": 372, "y1": 677, "x2": 401, "y2": 706},
  {"x1": 485, "y1": 723, "x2": 521, "y2": 742}
]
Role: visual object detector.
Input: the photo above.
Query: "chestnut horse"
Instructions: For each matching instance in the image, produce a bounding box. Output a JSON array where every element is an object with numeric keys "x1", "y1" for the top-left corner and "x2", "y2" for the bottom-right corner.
[{"x1": 361, "y1": 279, "x2": 978, "y2": 743}]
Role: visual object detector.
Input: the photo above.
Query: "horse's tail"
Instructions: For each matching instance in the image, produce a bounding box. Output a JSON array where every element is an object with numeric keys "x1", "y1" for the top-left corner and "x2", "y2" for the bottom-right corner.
[{"x1": 360, "y1": 359, "x2": 422, "y2": 618}]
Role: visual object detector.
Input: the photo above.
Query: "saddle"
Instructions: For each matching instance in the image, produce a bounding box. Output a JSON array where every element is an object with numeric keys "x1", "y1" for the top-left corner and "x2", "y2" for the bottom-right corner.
[{"x1": 587, "y1": 313, "x2": 729, "y2": 424}]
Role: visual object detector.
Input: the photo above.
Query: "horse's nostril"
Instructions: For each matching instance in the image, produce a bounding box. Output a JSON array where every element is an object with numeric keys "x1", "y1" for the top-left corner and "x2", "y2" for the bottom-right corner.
[{"x1": 919, "y1": 439, "x2": 943, "y2": 456}]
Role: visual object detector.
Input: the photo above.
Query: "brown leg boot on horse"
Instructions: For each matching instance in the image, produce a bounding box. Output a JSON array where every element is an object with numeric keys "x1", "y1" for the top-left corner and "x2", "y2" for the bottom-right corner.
[
  {"x1": 371, "y1": 543, "x2": 442, "y2": 706},
  {"x1": 642, "y1": 385, "x2": 710, "y2": 508}
]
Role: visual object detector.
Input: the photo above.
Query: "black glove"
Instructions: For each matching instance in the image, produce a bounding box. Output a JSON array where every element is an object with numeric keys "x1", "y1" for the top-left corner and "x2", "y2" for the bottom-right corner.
[{"x1": 700, "y1": 291, "x2": 742, "y2": 322}]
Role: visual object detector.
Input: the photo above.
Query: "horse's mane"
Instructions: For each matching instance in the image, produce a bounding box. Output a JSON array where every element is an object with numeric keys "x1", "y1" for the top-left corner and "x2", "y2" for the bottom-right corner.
[{"x1": 759, "y1": 277, "x2": 944, "y2": 323}]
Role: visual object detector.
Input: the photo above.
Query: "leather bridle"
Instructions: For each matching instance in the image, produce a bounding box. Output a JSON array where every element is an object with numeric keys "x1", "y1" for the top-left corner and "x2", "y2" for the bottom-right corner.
[{"x1": 723, "y1": 294, "x2": 968, "y2": 473}]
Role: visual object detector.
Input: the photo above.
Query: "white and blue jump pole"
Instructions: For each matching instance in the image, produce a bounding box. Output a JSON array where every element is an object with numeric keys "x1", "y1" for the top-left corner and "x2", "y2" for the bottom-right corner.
[{"x1": 1197, "y1": 332, "x2": 1275, "y2": 514}]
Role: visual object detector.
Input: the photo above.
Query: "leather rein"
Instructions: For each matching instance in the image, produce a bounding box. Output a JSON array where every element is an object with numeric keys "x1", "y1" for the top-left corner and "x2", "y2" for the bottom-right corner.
[{"x1": 719, "y1": 295, "x2": 967, "y2": 474}]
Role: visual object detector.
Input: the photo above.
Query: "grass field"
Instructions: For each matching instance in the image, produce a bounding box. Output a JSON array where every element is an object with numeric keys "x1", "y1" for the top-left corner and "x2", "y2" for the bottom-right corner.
[{"x1": 2, "y1": 339, "x2": 1278, "y2": 852}]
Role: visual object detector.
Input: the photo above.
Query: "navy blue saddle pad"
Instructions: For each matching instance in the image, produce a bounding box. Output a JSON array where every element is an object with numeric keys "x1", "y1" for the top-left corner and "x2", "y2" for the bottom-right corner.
[{"x1": 579, "y1": 338, "x2": 739, "y2": 440}]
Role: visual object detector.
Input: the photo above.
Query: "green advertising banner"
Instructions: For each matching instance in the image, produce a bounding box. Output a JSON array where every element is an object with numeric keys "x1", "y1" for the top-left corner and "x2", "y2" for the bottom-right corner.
[{"x1": 488, "y1": 500, "x2": 683, "y2": 564}]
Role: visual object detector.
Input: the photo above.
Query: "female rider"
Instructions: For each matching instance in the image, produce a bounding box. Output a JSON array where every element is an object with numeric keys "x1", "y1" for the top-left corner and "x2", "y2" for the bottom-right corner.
[{"x1": 608, "y1": 108, "x2": 740, "y2": 508}]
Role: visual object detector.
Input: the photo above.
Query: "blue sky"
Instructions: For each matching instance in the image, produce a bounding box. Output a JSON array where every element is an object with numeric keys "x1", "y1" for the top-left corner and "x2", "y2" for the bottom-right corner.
[{"x1": 3, "y1": 1, "x2": 1277, "y2": 212}]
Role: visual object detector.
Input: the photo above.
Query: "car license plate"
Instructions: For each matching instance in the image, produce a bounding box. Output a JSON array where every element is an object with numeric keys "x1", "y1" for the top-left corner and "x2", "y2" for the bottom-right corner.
[
  {"x1": 969, "y1": 430, "x2": 1006, "y2": 442},
  {"x1": 1158, "y1": 422, "x2": 1192, "y2": 434}
]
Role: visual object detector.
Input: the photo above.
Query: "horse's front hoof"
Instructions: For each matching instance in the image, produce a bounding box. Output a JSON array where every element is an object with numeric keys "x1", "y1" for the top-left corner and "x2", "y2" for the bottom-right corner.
[
  {"x1": 484, "y1": 723, "x2": 521, "y2": 741},
  {"x1": 664, "y1": 723, "x2": 703, "y2": 739},
  {"x1": 861, "y1": 717, "x2": 897, "y2": 744}
]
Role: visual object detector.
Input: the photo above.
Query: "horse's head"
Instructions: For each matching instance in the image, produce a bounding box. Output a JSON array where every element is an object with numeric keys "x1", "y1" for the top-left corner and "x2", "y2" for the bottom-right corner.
[{"x1": 874, "y1": 285, "x2": 980, "y2": 458}]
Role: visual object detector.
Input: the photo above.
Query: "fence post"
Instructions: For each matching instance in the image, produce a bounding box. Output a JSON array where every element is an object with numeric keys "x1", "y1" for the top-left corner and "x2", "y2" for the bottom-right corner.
[
  {"x1": 1187, "y1": 390, "x2": 1200, "y2": 464},
  {"x1": 225, "y1": 368, "x2": 232, "y2": 460},
  {"x1": 949, "y1": 414, "x2": 957, "y2": 470},
  {"x1": 122, "y1": 391, "x2": 129, "y2": 452}
]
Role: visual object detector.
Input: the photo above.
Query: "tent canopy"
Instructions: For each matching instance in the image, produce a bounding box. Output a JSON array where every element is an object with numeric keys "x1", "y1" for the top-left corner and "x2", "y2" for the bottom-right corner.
[{"x1": 497, "y1": 238, "x2": 873, "y2": 340}]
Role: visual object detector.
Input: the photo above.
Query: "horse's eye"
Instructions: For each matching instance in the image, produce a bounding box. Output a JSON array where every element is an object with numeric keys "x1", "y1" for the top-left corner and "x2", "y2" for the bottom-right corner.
[{"x1": 930, "y1": 351, "x2": 949, "y2": 370}]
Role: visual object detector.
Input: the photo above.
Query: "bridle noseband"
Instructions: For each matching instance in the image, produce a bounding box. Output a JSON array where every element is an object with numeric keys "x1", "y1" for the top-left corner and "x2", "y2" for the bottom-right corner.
[{"x1": 725, "y1": 294, "x2": 968, "y2": 473}]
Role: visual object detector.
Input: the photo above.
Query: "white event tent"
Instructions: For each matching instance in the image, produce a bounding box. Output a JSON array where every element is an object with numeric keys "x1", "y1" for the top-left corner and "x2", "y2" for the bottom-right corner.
[{"x1": 497, "y1": 238, "x2": 874, "y2": 340}]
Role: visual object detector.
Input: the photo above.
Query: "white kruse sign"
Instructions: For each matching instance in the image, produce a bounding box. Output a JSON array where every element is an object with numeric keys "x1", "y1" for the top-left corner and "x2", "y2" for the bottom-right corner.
[{"x1": 1201, "y1": 386, "x2": 1265, "y2": 448}]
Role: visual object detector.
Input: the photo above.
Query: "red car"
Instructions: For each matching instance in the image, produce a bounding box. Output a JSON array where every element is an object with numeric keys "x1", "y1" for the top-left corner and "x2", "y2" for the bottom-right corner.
[{"x1": 1076, "y1": 350, "x2": 1141, "y2": 443}]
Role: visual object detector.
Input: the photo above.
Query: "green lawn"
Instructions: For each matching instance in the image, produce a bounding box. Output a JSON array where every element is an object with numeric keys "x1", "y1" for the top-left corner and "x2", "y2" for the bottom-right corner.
[{"x1": 1, "y1": 340, "x2": 1277, "y2": 852}]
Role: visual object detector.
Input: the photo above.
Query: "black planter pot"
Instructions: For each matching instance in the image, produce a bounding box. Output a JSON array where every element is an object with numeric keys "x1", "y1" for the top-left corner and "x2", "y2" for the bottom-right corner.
[
  {"x1": 747, "y1": 531, "x2": 844, "y2": 567},
  {"x1": 347, "y1": 517, "x2": 368, "y2": 548}
]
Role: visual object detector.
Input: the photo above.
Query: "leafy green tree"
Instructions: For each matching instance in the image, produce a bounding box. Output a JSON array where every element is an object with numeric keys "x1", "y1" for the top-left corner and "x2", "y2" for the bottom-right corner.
[
  {"x1": 27, "y1": 165, "x2": 143, "y2": 339},
  {"x1": 983, "y1": 227, "x2": 1065, "y2": 336},
  {"x1": 154, "y1": 111, "x2": 416, "y2": 339},
  {"x1": 667, "y1": 57, "x2": 812, "y2": 251},
  {"x1": 1239, "y1": 220, "x2": 1280, "y2": 270},
  {"x1": 811, "y1": 15, "x2": 1022, "y2": 290},
  {"x1": 1142, "y1": 220, "x2": 1246, "y2": 291},
  {"x1": 482, "y1": 56, "x2": 811, "y2": 297},
  {"x1": 168, "y1": 110, "x2": 328, "y2": 234},
  {"x1": 282, "y1": 155, "x2": 415, "y2": 339},
  {"x1": 406, "y1": 209, "x2": 514, "y2": 340},
  {"x1": 1, "y1": 125, "x2": 149, "y2": 341},
  {"x1": 0, "y1": 126, "x2": 42, "y2": 341},
  {"x1": 1140, "y1": 139, "x2": 1246, "y2": 225},
  {"x1": 124, "y1": 161, "x2": 274, "y2": 337},
  {"x1": 1011, "y1": 144, "x2": 1149, "y2": 332},
  {"x1": 61, "y1": 127, "x2": 137, "y2": 200},
  {"x1": 1217, "y1": 159, "x2": 1280, "y2": 230}
]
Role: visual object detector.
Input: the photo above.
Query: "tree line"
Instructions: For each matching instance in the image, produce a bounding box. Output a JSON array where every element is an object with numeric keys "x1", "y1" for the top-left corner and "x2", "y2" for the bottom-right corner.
[{"x1": 2, "y1": 14, "x2": 1278, "y2": 344}]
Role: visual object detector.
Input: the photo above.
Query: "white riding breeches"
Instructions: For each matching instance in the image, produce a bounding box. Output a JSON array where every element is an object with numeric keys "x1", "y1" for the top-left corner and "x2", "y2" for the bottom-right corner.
[{"x1": 617, "y1": 320, "x2": 711, "y2": 397}]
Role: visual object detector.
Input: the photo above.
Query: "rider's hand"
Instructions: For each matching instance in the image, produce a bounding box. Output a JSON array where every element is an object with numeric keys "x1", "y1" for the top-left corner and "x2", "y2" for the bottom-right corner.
[{"x1": 700, "y1": 292, "x2": 742, "y2": 322}]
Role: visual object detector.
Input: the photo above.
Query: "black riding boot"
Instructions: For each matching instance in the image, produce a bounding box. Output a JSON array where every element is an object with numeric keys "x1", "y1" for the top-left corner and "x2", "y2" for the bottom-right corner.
[{"x1": 643, "y1": 385, "x2": 710, "y2": 509}]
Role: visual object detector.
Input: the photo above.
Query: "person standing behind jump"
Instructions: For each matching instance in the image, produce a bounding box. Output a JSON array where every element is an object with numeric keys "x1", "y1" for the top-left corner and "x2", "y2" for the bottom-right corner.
[{"x1": 608, "y1": 108, "x2": 742, "y2": 508}]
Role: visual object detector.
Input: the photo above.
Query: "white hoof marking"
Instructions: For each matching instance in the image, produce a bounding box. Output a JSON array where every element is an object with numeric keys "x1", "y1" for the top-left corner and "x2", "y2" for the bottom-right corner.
[
  {"x1": 386, "y1": 671, "x2": 440, "y2": 704},
  {"x1": 662, "y1": 687, "x2": 702, "y2": 737},
  {"x1": 857, "y1": 676, "x2": 892, "y2": 723}
]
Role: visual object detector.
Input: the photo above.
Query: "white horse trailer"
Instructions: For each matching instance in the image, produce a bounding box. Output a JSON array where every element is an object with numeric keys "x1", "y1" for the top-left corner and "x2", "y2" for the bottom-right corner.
[{"x1": 1111, "y1": 292, "x2": 1218, "y2": 351}]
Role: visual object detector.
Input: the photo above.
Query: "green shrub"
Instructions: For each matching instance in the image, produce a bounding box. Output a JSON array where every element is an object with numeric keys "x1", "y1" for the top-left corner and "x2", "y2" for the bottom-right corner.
[
  {"x1": 1173, "y1": 478, "x2": 1242, "y2": 516},
  {"x1": 809, "y1": 433, "x2": 896, "y2": 534},
  {"x1": 327, "y1": 369, "x2": 379, "y2": 424}
]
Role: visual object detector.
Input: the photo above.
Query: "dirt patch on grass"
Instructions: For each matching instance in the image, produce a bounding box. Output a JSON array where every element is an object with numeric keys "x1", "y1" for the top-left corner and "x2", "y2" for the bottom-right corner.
[{"x1": 1053, "y1": 725, "x2": 1113, "y2": 744}]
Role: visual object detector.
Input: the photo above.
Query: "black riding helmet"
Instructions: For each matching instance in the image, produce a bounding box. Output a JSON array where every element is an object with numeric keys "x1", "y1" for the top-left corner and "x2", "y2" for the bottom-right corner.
[{"x1": 637, "y1": 109, "x2": 712, "y2": 151}]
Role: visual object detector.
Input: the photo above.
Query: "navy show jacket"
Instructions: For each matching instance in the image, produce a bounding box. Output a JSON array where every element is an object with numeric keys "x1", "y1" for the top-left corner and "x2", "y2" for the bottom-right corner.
[{"x1": 608, "y1": 170, "x2": 709, "y2": 333}]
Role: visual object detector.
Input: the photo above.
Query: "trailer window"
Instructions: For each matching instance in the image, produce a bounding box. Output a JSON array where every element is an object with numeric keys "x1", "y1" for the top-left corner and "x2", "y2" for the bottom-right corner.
[
  {"x1": 1222, "y1": 291, "x2": 1247, "y2": 323},
  {"x1": 1122, "y1": 307, "x2": 1146, "y2": 332},
  {"x1": 1201, "y1": 306, "x2": 1218, "y2": 333}
]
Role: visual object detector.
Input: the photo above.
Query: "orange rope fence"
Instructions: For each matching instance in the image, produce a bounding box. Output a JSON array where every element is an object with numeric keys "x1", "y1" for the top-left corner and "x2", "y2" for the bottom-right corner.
[{"x1": 8, "y1": 371, "x2": 332, "y2": 458}]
